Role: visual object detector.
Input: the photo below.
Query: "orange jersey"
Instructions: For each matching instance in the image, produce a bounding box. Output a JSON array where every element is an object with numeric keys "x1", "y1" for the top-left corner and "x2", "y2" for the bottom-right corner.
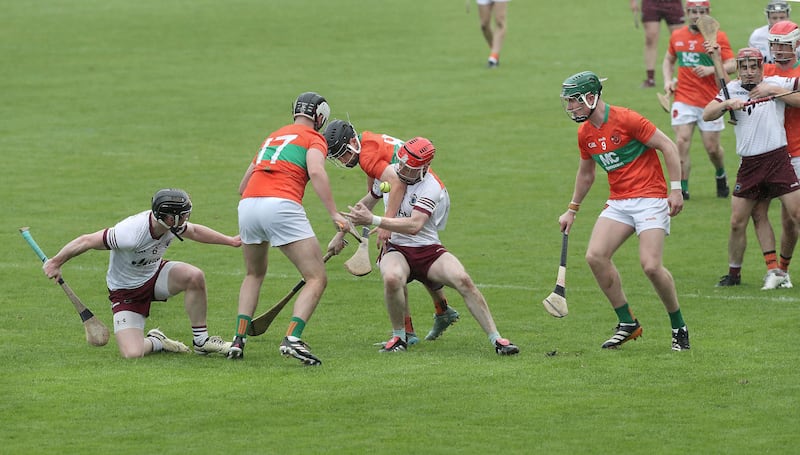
[
  {"x1": 577, "y1": 105, "x2": 666, "y2": 199},
  {"x1": 357, "y1": 130, "x2": 440, "y2": 184},
  {"x1": 358, "y1": 131, "x2": 404, "y2": 179},
  {"x1": 241, "y1": 123, "x2": 327, "y2": 204},
  {"x1": 764, "y1": 61, "x2": 800, "y2": 157},
  {"x1": 668, "y1": 26, "x2": 734, "y2": 107}
]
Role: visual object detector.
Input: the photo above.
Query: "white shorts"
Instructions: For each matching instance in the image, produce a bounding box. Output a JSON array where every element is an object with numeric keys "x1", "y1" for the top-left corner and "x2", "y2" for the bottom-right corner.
[
  {"x1": 671, "y1": 101, "x2": 725, "y2": 132},
  {"x1": 113, "y1": 310, "x2": 146, "y2": 333},
  {"x1": 599, "y1": 198, "x2": 671, "y2": 236},
  {"x1": 476, "y1": 0, "x2": 510, "y2": 4},
  {"x1": 238, "y1": 197, "x2": 315, "y2": 247}
]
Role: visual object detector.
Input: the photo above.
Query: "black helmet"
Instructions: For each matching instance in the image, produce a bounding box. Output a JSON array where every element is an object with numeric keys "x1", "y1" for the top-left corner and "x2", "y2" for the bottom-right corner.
[
  {"x1": 293, "y1": 92, "x2": 330, "y2": 131},
  {"x1": 323, "y1": 119, "x2": 360, "y2": 167},
  {"x1": 151, "y1": 189, "x2": 192, "y2": 239}
]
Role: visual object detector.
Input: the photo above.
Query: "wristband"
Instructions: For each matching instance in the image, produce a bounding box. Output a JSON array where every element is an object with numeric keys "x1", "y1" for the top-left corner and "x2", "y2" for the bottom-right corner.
[
  {"x1": 372, "y1": 215, "x2": 382, "y2": 226},
  {"x1": 568, "y1": 202, "x2": 580, "y2": 212},
  {"x1": 670, "y1": 181, "x2": 682, "y2": 191},
  {"x1": 567, "y1": 209, "x2": 578, "y2": 215}
]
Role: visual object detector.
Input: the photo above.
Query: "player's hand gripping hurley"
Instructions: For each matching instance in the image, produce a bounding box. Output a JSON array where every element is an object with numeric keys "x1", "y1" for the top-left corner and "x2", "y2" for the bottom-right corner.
[
  {"x1": 542, "y1": 232, "x2": 569, "y2": 318},
  {"x1": 696, "y1": 15, "x2": 737, "y2": 124},
  {"x1": 19, "y1": 227, "x2": 110, "y2": 346}
]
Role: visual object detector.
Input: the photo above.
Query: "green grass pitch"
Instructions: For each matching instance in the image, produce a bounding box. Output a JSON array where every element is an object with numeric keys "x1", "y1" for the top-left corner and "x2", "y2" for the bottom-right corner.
[{"x1": 1, "y1": 1, "x2": 798, "y2": 453}]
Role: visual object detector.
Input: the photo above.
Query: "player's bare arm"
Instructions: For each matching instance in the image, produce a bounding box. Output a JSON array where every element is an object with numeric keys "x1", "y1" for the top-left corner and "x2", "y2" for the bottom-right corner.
[{"x1": 182, "y1": 223, "x2": 241, "y2": 247}]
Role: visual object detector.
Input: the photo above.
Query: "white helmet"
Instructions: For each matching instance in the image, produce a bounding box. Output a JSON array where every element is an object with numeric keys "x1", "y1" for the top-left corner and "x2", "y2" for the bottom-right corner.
[{"x1": 769, "y1": 20, "x2": 800, "y2": 62}]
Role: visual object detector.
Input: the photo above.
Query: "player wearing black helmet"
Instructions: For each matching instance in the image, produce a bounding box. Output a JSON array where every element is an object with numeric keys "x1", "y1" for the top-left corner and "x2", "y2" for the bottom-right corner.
[
  {"x1": 43, "y1": 189, "x2": 241, "y2": 358},
  {"x1": 228, "y1": 92, "x2": 349, "y2": 365}
]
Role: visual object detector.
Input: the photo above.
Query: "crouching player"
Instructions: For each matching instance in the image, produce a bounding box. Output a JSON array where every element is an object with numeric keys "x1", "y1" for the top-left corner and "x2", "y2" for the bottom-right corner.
[{"x1": 344, "y1": 137, "x2": 519, "y2": 355}]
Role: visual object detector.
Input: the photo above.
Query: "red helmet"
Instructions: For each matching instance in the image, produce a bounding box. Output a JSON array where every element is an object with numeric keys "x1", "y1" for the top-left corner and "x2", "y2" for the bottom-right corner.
[
  {"x1": 686, "y1": 0, "x2": 710, "y2": 9},
  {"x1": 737, "y1": 47, "x2": 765, "y2": 63},
  {"x1": 396, "y1": 137, "x2": 435, "y2": 184},
  {"x1": 770, "y1": 20, "x2": 800, "y2": 62}
]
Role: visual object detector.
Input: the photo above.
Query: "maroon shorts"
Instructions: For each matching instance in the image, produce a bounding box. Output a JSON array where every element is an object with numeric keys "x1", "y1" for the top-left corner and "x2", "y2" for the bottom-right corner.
[
  {"x1": 734, "y1": 147, "x2": 800, "y2": 200},
  {"x1": 384, "y1": 242, "x2": 448, "y2": 289},
  {"x1": 641, "y1": 0, "x2": 684, "y2": 25},
  {"x1": 107, "y1": 260, "x2": 169, "y2": 317}
]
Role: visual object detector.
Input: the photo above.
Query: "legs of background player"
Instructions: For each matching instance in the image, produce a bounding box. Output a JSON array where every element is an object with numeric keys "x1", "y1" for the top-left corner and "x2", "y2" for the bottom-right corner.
[{"x1": 478, "y1": 2, "x2": 507, "y2": 68}]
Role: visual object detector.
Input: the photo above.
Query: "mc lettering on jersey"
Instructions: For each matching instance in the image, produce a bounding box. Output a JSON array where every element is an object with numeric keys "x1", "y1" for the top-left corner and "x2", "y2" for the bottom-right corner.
[{"x1": 598, "y1": 152, "x2": 621, "y2": 168}]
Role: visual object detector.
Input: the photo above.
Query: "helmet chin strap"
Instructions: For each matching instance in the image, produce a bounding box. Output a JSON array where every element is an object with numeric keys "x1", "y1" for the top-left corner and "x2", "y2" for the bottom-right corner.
[{"x1": 157, "y1": 217, "x2": 185, "y2": 241}]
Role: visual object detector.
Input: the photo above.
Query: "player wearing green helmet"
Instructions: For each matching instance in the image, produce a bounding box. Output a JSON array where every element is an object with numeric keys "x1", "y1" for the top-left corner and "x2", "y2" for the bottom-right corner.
[{"x1": 560, "y1": 71, "x2": 607, "y2": 123}]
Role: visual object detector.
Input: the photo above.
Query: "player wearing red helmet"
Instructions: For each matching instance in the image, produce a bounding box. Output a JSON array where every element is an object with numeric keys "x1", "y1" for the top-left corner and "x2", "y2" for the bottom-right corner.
[
  {"x1": 745, "y1": 21, "x2": 800, "y2": 289},
  {"x1": 323, "y1": 120, "x2": 461, "y2": 344},
  {"x1": 344, "y1": 137, "x2": 519, "y2": 356},
  {"x1": 704, "y1": 48, "x2": 800, "y2": 289},
  {"x1": 663, "y1": 0, "x2": 736, "y2": 200}
]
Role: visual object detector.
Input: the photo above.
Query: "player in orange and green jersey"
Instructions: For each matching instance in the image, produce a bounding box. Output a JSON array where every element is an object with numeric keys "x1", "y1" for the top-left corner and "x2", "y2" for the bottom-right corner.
[
  {"x1": 229, "y1": 92, "x2": 349, "y2": 365},
  {"x1": 748, "y1": 20, "x2": 800, "y2": 288},
  {"x1": 559, "y1": 71, "x2": 690, "y2": 352},
  {"x1": 662, "y1": 0, "x2": 735, "y2": 200},
  {"x1": 323, "y1": 120, "x2": 460, "y2": 344}
]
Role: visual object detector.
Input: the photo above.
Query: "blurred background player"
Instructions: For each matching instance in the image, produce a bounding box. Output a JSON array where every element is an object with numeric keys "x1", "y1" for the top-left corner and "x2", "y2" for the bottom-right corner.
[
  {"x1": 630, "y1": 0, "x2": 684, "y2": 88},
  {"x1": 662, "y1": 0, "x2": 735, "y2": 200},
  {"x1": 228, "y1": 92, "x2": 349, "y2": 365},
  {"x1": 703, "y1": 48, "x2": 800, "y2": 289},
  {"x1": 475, "y1": 0, "x2": 509, "y2": 68},
  {"x1": 725, "y1": 22, "x2": 800, "y2": 289},
  {"x1": 43, "y1": 189, "x2": 240, "y2": 358},
  {"x1": 558, "y1": 71, "x2": 689, "y2": 351},
  {"x1": 344, "y1": 137, "x2": 519, "y2": 355},
  {"x1": 324, "y1": 119, "x2": 460, "y2": 343},
  {"x1": 749, "y1": 1, "x2": 791, "y2": 64}
]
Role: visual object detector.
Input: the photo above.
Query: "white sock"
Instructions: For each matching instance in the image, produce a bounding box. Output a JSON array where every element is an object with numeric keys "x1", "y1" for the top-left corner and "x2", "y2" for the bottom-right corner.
[
  {"x1": 149, "y1": 336, "x2": 163, "y2": 352},
  {"x1": 192, "y1": 326, "x2": 209, "y2": 346}
]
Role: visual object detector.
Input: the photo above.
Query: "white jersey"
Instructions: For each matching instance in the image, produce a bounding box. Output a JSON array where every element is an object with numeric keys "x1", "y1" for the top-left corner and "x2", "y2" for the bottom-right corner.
[
  {"x1": 103, "y1": 210, "x2": 182, "y2": 291},
  {"x1": 749, "y1": 25, "x2": 773, "y2": 64},
  {"x1": 717, "y1": 76, "x2": 798, "y2": 157},
  {"x1": 380, "y1": 170, "x2": 449, "y2": 247}
]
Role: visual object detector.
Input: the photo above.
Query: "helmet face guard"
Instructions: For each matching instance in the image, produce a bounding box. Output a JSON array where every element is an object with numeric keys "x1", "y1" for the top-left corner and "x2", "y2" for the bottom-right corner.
[
  {"x1": 560, "y1": 71, "x2": 605, "y2": 123},
  {"x1": 396, "y1": 137, "x2": 435, "y2": 185},
  {"x1": 323, "y1": 119, "x2": 361, "y2": 168},
  {"x1": 769, "y1": 20, "x2": 800, "y2": 63},
  {"x1": 766, "y1": 1, "x2": 791, "y2": 20},
  {"x1": 736, "y1": 48, "x2": 764, "y2": 90},
  {"x1": 293, "y1": 92, "x2": 330, "y2": 131},
  {"x1": 152, "y1": 189, "x2": 192, "y2": 240}
]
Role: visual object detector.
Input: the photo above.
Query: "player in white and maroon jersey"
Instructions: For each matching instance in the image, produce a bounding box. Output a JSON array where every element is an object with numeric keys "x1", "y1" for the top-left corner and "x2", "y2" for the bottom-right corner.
[
  {"x1": 324, "y1": 120, "x2": 460, "y2": 344},
  {"x1": 344, "y1": 137, "x2": 519, "y2": 356},
  {"x1": 703, "y1": 47, "x2": 800, "y2": 288},
  {"x1": 43, "y1": 189, "x2": 241, "y2": 358}
]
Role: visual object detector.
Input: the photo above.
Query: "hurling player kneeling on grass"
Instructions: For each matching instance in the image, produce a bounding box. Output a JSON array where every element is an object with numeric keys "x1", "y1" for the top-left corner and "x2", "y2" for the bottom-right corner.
[{"x1": 43, "y1": 189, "x2": 241, "y2": 358}]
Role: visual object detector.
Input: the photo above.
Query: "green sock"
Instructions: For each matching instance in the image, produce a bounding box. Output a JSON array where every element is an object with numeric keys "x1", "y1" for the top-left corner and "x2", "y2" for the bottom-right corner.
[
  {"x1": 235, "y1": 314, "x2": 252, "y2": 338},
  {"x1": 668, "y1": 309, "x2": 685, "y2": 330},
  {"x1": 681, "y1": 180, "x2": 688, "y2": 192},
  {"x1": 288, "y1": 316, "x2": 306, "y2": 338},
  {"x1": 715, "y1": 168, "x2": 725, "y2": 178},
  {"x1": 614, "y1": 304, "x2": 635, "y2": 324}
]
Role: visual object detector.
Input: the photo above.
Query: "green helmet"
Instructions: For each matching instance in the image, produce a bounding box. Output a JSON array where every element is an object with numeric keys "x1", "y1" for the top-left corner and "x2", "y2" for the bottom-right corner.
[{"x1": 560, "y1": 71, "x2": 605, "y2": 122}]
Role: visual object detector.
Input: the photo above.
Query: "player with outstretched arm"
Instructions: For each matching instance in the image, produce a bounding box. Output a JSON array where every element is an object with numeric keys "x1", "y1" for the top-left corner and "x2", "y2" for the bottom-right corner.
[
  {"x1": 43, "y1": 189, "x2": 241, "y2": 358},
  {"x1": 558, "y1": 71, "x2": 690, "y2": 351},
  {"x1": 344, "y1": 137, "x2": 519, "y2": 355}
]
